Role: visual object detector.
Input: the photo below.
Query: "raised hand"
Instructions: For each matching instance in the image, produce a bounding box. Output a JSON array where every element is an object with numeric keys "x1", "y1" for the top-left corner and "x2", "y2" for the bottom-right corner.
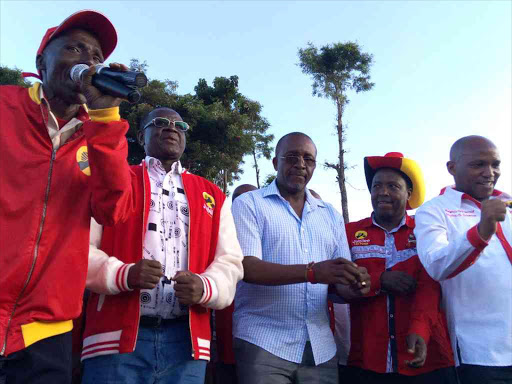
[
  {"x1": 81, "y1": 62, "x2": 130, "y2": 109},
  {"x1": 478, "y1": 199, "x2": 507, "y2": 240}
]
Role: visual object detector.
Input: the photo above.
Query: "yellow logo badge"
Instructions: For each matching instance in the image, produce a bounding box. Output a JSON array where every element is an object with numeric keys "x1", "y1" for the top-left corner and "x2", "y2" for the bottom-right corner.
[
  {"x1": 355, "y1": 230, "x2": 367, "y2": 240},
  {"x1": 203, "y1": 192, "x2": 215, "y2": 209},
  {"x1": 76, "y1": 146, "x2": 91, "y2": 176}
]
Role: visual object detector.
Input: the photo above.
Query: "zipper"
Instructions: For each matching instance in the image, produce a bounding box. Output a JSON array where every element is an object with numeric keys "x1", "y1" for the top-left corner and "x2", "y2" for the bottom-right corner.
[
  {"x1": 1, "y1": 149, "x2": 57, "y2": 356},
  {"x1": 183, "y1": 177, "x2": 195, "y2": 358},
  {"x1": 133, "y1": 163, "x2": 147, "y2": 352}
]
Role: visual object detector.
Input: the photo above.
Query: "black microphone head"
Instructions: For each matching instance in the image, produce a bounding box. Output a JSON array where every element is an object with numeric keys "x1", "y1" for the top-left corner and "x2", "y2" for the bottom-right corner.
[
  {"x1": 70, "y1": 64, "x2": 89, "y2": 83},
  {"x1": 134, "y1": 73, "x2": 148, "y2": 88}
]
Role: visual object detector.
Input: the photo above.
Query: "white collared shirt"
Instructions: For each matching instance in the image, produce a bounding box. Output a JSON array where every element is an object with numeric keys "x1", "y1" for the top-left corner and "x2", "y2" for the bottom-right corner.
[
  {"x1": 414, "y1": 186, "x2": 512, "y2": 366},
  {"x1": 140, "y1": 156, "x2": 189, "y2": 318},
  {"x1": 39, "y1": 85, "x2": 84, "y2": 149}
]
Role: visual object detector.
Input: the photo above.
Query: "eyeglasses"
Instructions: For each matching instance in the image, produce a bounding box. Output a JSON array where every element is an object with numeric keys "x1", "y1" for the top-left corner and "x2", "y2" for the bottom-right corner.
[
  {"x1": 142, "y1": 117, "x2": 189, "y2": 132},
  {"x1": 279, "y1": 155, "x2": 316, "y2": 167}
]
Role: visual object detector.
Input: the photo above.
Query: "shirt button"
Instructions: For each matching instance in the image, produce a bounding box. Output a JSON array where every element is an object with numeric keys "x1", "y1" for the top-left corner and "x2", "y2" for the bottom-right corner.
[
  {"x1": 390, "y1": 314, "x2": 394, "y2": 318},
  {"x1": 305, "y1": 249, "x2": 308, "y2": 253},
  {"x1": 390, "y1": 335, "x2": 395, "y2": 339}
]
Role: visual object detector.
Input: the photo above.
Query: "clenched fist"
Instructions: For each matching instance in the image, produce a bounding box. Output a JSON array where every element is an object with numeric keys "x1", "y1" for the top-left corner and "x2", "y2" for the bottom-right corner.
[
  {"x1": 81, "y1": 63, "x2": 129, "y2": 109},
  {"x1": 127, "y1": 260, "x2": 164, "y2": 290},
  {"x1": 173, "y1": 271, "x2": 204, "y2": 306},
  {"x1": 380, "y1": 271, "x2": 416, "y2": 296},
  {"x1": 478, "y1": 199, "x2": 507, "y2": 240}
]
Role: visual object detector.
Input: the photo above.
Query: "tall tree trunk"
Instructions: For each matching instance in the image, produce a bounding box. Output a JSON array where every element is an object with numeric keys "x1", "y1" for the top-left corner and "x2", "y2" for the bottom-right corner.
[
  {"x1": 336, "y1": 100, "x2": 350, "y2": 223},
  {"x1": 223, "y1": 169, "x2": 228, "y2": 194},
  {"x1": 252, "y1": 150, "x2": 261, "y2": 188}
]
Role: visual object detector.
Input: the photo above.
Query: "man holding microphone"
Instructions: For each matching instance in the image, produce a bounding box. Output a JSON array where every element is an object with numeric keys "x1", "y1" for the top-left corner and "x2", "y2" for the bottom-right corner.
[{"x1": 0, "y1": 10, "x2": 136, "y2": 383}]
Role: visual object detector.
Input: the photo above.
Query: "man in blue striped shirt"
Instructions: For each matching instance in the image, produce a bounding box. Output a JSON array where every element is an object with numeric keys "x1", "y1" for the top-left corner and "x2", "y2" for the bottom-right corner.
[{"x1": 232, "y1": 132, "x2": 370, "y2": 384}]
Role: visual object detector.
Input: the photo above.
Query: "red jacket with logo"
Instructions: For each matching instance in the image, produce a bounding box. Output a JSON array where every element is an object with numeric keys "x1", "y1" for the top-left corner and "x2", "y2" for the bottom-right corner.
[
  {"x1": 346, "y1": 215, "x2": 454, "y2": 375},
  {"x1": 0, "y1": 84, "x2": 135, "y2": 356},
  {"x1": 81, "y1": 163, "x2": 226, "y2": 361}
]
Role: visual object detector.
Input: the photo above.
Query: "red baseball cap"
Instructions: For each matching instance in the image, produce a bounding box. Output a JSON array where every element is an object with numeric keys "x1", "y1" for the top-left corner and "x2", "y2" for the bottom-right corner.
[{"x1": 24, "y1": 10, "x2": 117, "y2": 79}]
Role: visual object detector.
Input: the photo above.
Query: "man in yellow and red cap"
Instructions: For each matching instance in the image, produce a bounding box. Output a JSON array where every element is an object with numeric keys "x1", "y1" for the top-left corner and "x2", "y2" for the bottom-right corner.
[
  {"x1": 0, "y1": 10, "x2": 136, "y2": 383},
  {"x1": 343, "y1": 152, "x2": 457, "y2": 384}
]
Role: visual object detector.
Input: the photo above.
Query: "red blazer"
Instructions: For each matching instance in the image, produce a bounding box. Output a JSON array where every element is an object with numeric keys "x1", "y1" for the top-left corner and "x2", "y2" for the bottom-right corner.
[{"x1": 346, "y1": 215, "x2": 454, "y2": 375}]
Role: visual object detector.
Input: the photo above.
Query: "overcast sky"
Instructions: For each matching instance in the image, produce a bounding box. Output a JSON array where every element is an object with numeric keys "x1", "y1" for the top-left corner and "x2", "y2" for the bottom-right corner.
[{"x1": 1, "y1": 0, "x2": 510, "y2": 220}]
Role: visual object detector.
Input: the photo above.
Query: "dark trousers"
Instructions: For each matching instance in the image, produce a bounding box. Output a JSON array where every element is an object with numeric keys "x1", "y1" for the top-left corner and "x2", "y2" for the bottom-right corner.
[
  {"x1": 0, "y1": 332, "x2": 72, "y2": 384},
  {"x1": 457, "y1": 364, "x2": 512, "y2": 384},
  {"x1": 343, "y1": 365, "x2": 458, "y2": 384},
  {"x1": 234, "y1": 338, "x2": 338, "y2": 384}
]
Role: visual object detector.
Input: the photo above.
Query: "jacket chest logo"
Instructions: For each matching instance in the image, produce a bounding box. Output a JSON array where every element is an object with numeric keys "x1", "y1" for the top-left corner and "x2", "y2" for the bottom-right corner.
[
  {"x1": 76, "y1": 146, "x2": 90, "y2": 176},
  {"x1": 353, "y1": 230, "x2": 370, "y2": 245},
  {"x1": 202, "y1": 192, "x2": 215, "y2": 217}
]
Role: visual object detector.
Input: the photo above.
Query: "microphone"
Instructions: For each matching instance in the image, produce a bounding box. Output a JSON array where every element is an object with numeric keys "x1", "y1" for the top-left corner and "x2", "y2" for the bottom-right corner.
[{"x1": 70, "y1": 64, "x2": 147, "y2": 104}]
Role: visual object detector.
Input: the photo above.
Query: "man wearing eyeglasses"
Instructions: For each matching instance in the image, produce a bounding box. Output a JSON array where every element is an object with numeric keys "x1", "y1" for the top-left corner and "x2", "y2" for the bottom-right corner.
[
  {"x1": 231, "y1": 132, "x2": 370, "y2": 384},
  {"x1": 79, "y1": 107, "x2": 244, "y2": 384}
]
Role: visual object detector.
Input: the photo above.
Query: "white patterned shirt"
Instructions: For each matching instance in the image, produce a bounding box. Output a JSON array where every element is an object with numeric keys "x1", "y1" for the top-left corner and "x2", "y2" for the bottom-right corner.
[{"x1": 140, "y1": 156, "x2": 189, "y2": 319}]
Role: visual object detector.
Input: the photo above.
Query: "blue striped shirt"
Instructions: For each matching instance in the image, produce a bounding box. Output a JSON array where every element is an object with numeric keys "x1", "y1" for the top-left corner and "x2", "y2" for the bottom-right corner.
[{"x1": 231, "y1": 181, "x2": 351, "y2": 365}]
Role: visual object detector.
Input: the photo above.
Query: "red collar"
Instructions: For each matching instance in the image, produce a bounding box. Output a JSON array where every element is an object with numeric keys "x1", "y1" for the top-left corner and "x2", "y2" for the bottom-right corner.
[{"x1": 440, "y1": 186, "x2": 504, "y2": 208}]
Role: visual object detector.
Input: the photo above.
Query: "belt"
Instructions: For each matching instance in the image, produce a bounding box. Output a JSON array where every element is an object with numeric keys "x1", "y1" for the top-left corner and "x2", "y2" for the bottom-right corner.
[{"x1": 139, "y1": 315, "x2": 189, "y2": 327}]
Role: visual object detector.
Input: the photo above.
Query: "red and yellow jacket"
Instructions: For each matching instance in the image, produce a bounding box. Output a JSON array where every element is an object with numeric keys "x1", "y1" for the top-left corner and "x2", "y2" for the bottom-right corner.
[
  {"x1": 346, "y1": 215, "x2": 454, "y2": 375},
  {"x1": 81, "y1": 163, "x2": 242, "y2": 362},
  {"x1": 0, "y1": 84, "x2": 135, "y2": 356}
]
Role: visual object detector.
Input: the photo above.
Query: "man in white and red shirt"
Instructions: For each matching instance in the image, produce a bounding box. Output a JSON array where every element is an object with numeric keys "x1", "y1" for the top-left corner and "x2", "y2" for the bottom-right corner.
[
  {"x1": 415, "y1": 135, "x2": 512, "y2": 384},
  {"x1": 80, "y1": 107, "x2": 244, "y2": 384}
]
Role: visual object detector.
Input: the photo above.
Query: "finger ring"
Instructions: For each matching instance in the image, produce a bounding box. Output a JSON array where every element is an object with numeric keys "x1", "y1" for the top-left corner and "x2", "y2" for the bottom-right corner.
[{"x1": 361, "y1": 281, "x2": 367, "y2": 286}]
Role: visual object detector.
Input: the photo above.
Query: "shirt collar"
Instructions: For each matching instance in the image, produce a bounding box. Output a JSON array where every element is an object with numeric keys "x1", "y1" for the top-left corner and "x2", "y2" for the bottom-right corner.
[
  {"x1": 37, "y1": 82, "x2": 89, "y2": 121},
  {"x1": 145, "y1": 156, "x2": 183, "y2": 175},
  {"x1": 371, "y1": 212, "x2": 409, "y2": 233},
  {"x1": 440, "y1": 185, "x2": 509, "y2": 208},
  {"x1": 263, "y1": 181, "x2": 325, "y2": 208}
]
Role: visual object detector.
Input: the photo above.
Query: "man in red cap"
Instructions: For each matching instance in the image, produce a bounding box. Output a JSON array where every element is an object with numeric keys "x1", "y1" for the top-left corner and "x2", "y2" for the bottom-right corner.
[
  {"x1": 343, "y1": 152, "x2": 457, "y2": 384},
  {"x1": 0, "y1": 10, "x2": 135, "y2": 383}
]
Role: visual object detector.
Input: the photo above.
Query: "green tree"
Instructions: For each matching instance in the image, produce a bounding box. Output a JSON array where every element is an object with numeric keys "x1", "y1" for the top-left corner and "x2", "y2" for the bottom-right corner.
[
  {"x1": 120, "y1": 60, "x2": 273, "y2": 193},
  {"x1": 188, "y1": 76, "x2": 273, "y2": 193},
  {"x1": 237, "y1": 96, "x2": 274, "y2": 188},
  {"x1": 0, "y1": 66, "x2": 32, "y2": 87},
  {"x1": 298, "y1": 42, "x2": 374, "y2": 222},
  {"x1": 262, "y1": 173, "x2": 276, "y2": 187}
]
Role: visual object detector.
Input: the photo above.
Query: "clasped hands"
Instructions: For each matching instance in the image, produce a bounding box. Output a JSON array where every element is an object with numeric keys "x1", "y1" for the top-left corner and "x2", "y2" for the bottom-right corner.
[{"x1": 127, "y1": 260, "x2": 203, "y2": 306}]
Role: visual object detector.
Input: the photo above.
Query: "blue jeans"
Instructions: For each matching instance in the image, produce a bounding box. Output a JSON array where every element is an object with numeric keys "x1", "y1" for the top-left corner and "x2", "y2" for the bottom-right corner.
[{"x1": 82, "y1": 318, "x2": 207, "y2": 384}]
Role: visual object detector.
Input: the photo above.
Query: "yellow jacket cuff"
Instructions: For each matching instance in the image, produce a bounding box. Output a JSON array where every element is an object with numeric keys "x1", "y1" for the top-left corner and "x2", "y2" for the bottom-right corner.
[{"x1": 89, "y1": 106, "x2": 121, "y2": 122}]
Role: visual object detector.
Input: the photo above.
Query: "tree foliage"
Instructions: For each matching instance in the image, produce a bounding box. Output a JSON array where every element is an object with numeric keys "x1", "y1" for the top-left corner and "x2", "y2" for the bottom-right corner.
[
  {"x1": 262, "y1": 173, "x2": 276, "y2": 187},
  {"x1": 0, "y1": 66, "x2": 32, "y2": 87},
  {"x1": 298, "y1": 42, "x2": 374, "y2": 222},
  {"x1": 120, "y1": 60, "x2": 273, "y2": 193}
]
